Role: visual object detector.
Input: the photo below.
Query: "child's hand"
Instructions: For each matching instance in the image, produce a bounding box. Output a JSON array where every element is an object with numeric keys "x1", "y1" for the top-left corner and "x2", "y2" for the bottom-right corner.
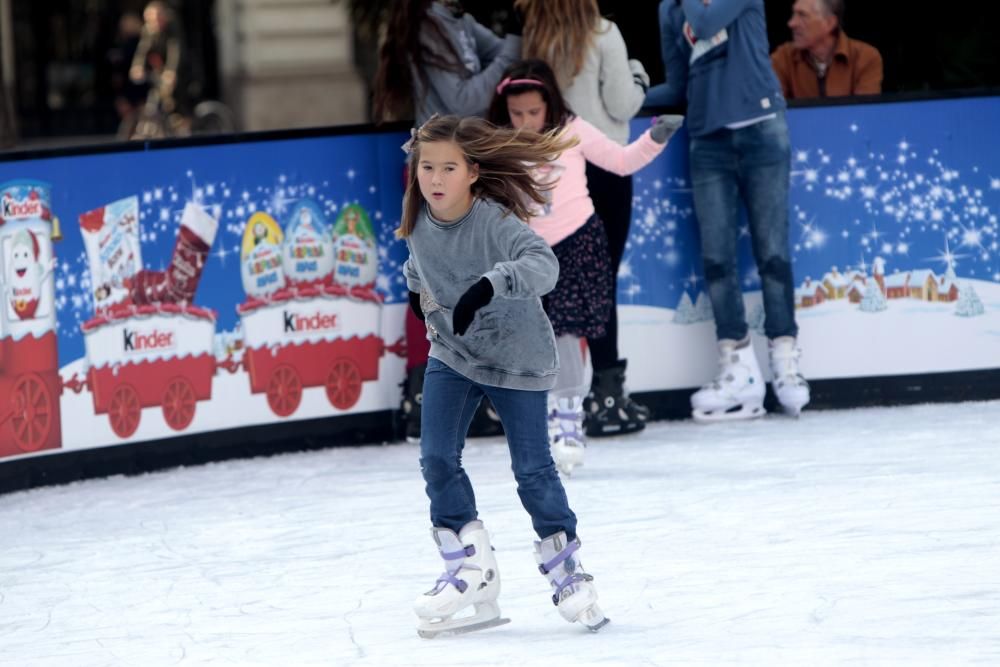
[
  {"x1": 453, "y1": 277, "x2": 494, "y2": 336},
  {"x1": 650, "y1": 115, "x2": 685, "y2": 144}
]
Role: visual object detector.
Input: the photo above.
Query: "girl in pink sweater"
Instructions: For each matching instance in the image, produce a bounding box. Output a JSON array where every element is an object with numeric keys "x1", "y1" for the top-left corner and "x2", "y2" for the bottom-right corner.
[{"x1": 488, "y1": 59, "x2": 682, "y2": 475}]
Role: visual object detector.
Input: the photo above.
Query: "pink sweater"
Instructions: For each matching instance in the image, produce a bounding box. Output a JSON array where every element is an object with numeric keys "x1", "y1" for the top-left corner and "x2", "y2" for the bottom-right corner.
[{"x1": 528, "y1": 115, "x2": 665, "y2": 246}]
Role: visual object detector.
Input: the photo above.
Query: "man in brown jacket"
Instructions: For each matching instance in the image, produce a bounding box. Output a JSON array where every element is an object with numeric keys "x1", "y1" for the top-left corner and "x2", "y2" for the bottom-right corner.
[{"x1": 771, "y1": 0, "x2": 882, "y2": 99}]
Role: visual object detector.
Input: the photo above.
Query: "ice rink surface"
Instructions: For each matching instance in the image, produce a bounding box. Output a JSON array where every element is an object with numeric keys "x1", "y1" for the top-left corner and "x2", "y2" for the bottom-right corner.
[{"x1": 2, "y1": 401, "x2": 999, "y2": 666}]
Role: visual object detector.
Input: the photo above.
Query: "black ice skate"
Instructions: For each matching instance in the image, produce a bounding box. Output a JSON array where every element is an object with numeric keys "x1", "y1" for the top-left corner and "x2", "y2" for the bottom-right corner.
[
  {"x1": 583, "y1": 360, "x2": 649, "y2": 437},
  {"x1": 400, "y1": 363, "x2": 425, "y2": 443}
]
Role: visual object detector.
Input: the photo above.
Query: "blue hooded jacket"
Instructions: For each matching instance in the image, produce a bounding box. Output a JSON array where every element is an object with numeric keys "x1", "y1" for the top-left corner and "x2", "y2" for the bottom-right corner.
[{"x1": 646, "y1": 0, "x2": 786, "y2": 137}]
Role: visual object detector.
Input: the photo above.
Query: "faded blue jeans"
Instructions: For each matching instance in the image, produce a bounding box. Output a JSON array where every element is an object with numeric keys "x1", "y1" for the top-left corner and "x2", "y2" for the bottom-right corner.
[
  {"x1": 689, "y1": 112, "x2": 798, "y2": 341},
  {"x1": 419, "y1": 357, "x2": 577, "y2": 541}
]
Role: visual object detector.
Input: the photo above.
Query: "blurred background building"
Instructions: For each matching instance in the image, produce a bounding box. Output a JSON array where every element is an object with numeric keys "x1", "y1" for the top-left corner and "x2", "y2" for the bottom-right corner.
[{"x1": 1, "y1": 0, "x2": 998, "y2": 151}]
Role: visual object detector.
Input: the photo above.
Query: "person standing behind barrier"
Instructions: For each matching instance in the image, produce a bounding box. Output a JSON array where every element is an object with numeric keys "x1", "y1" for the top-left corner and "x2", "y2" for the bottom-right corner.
[
  {"x1": 488, "y1": 59, "x2": 682, "y2": 475},
  {"x1": 129, "y1": 2, "x2": 190, "y2": 123},
  {"x1": 657, "y1": 0, "x2": 810, "y2": 422},
  {"x1": 373, "y1": 0, "x2": 522, "y2": 442},
  {"x1": 516, "y1": 0, "x2": 653, "y2": 438},
  {"x1": 770, "y1": 0, "x2": 883, "y2": 99}
]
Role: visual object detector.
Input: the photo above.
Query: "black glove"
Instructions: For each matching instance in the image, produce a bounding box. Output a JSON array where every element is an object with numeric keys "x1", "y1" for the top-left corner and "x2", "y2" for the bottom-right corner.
[
  {"x1": 501, "y1": 5, "x2": 523, "y2": 37},
  {"x1": 409, "y1": 291, "x2": 425, "y2": 321},
  {"x1": 453, "y1": 277, "x2": 494, "y2": 336}
]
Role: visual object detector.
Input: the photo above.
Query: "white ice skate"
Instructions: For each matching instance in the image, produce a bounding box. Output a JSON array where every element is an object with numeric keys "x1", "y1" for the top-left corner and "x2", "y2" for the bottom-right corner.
[
  {"x1": 414, "y1": 521, "x2": 509, "y2": 638},
  {"x1": 548, "y1": 396, "x2": 585, "y2": 477},
  {"x1": 769, "y1": 336, "x2": 810, "y2": 417},
  {"x1": 535, "y1": 532, "x2": 609, "y2": 632},
  {"x1": 691, "y1": 337, "x2": 766, "y2": 423}
]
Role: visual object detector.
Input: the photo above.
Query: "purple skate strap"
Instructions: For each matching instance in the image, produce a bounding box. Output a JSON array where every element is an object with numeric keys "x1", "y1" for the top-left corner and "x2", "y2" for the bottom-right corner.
[
  {"x1": 436, "y1": 571, "x2": 468, "y2": 593},
  {"x1": 552, "y1": 572, "x2": 591, "y2": 605},
  {"x1": 538, "y1": 539, "x2": 580, "y2": 575},
  {"x1": 441, "y1": 545, "x2": 476, "y2": 560}
]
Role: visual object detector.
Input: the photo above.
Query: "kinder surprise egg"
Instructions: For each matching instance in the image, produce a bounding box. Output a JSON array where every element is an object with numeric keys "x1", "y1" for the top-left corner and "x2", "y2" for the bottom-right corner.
[
  {"x1": 282, "y1": 200, "x2": 333, "y2": 284},
  {"x1": 240, "y1": 212, "x2": 286, "y2": 297},
  {"x1": 331, "y1": 204, "x2": 377, "y2": 287}
]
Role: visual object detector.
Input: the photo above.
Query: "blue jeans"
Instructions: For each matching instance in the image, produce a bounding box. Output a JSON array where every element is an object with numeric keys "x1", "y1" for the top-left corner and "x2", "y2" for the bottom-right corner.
[
  {"x1": 689, "y1": 112, "x2": 798, "y2": 341},
  {"x1": 419, "y1": 357, "x2": 577, "y2": 541}
]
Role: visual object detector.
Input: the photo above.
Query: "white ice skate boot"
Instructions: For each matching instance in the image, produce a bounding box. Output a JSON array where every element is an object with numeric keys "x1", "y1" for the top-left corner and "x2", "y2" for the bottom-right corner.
[
  {"x1": 691, "y1": 337, "x2": 766, "y2": 422},
  {"x1": 769, "y1": 336, "x2": 810, "y2": 416},
  {"x1": 548, "y1": 396, "x2": 586, "y2": 477},
  {"x1": 414, "y1": 520, "x2": 509, "y2": 638},
  {"x1": 534, "y1": 532, "x2": 609, "y2": 632}
]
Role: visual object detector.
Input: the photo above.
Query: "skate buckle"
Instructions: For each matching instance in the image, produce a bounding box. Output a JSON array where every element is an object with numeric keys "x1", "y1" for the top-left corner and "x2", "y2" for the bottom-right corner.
[{"x1": 442, "y1": 545, "x2": 476, "y2": 560}]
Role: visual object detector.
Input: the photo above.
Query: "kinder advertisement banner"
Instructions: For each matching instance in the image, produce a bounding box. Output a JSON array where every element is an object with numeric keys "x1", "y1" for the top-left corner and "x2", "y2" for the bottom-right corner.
[
  {"x1": 0, "y1": 96, "x2": 998, "y2": 461},
  {"x1": 0, "y1": 132, "x2": 411, "y2": 458}
]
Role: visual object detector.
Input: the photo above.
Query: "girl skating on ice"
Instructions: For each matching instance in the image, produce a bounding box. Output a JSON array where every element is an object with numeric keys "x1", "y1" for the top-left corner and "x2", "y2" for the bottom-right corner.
[{"x1": 401, "y1": 114, "x2": 609, "y2": 637}]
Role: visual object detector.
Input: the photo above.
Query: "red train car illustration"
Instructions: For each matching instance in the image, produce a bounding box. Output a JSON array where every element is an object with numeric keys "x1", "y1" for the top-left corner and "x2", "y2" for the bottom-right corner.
[
  {"x1": 0, "y1": 181, "x2": 62, "y2": 458},
  {"x1": 80, "y1": 304, "x2": 218, "y2": 438},
  {"x1": 238, "y1": 282, "x2": 388, "y2": 417}
]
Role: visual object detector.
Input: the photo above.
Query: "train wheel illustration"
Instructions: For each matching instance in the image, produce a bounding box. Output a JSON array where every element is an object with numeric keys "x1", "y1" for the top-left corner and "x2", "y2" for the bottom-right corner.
[
  {"x1": 109, "y1": 383, "x2": 141, "y2": 438},
  {"x1": 162, "y1": 377, "x2": 197, "y2": 431},
  {"x1": 267, "y1": 364, "x2": 302, "y2": 417},
  {"x1": 10, "y1": 373, "x2": 54, "y2": 452},
  {"x1": 325, "y1": 358, "x2": 363, "y2": 410}
]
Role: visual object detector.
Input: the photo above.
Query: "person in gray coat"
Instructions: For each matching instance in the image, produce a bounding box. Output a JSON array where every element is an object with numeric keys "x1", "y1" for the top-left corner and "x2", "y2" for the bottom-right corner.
[{"x1": 374, "y1": 0, "x2": 523, "y2": 441}]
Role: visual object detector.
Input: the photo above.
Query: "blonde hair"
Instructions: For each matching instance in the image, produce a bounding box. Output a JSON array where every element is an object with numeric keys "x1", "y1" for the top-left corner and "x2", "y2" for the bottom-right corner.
[
  {"x1": 515, "y1": 0, "x2": 603, "y2": 88},
  {"x1": 397, "y1": 115, "x2": 578, "y2": 238}
]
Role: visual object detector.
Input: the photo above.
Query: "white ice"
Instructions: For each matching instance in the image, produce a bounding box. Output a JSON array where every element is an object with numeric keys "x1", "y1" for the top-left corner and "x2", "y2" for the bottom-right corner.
[{"x1": 2, "y1": 401, "x2": 999, "y2": 666}]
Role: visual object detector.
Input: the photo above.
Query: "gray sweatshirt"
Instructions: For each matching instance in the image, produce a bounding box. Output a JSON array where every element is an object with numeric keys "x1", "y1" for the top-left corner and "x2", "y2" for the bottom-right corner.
[
  {"x1": 404, "y1": 198, "x2": 560, "y2": 391},
  {"x1": 414, "y1": 3, "x2": 522, "y2": 125}
]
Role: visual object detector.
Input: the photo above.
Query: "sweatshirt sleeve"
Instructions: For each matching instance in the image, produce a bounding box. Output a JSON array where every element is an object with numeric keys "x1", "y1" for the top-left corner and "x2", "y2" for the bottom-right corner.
[
  {"x1": 680, "y1": 0, "x2": 753, "y2": 38},
  {"x1": 403, "y1": 251, "x2": 422, "y2": 293},
  {"x1": 644, "y1": 3, "x2": 689, "y2": 108},
  {"x1": 596, "y1": 21, "x2": 646, "y2": 122},
  {"x1": 421, "y1": 34, "x2": 522, "y2": 117},
  {"x1": 468, "y1": 16, "x2": 505, "y2": 65},
  {"x1": 576, "y1": 117, "x2": 666, "y2": 177},
  {"x1": 483, "y1": 219, "x2": 559, "y2": 299}
]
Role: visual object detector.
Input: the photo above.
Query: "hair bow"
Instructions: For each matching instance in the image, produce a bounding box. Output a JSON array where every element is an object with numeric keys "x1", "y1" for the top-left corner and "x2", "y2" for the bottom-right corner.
[{"x1": 401, "y1": 127, "x2": 417, "y2": 155}]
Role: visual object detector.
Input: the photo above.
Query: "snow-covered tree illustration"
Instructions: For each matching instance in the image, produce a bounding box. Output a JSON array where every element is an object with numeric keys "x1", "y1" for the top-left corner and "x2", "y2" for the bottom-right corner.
[
  {"x1": 693, "y1": 291, "x2": 714, "y2": 322},
  {"x1": 955, "y1": 283, "x2": 985, "y2": 317},
  {"x1": 859, "y1": 280, "x2": 888, "y2": 312},
  {"x1": 672, "y1": 291, "x2": 697, "y2": 324}
]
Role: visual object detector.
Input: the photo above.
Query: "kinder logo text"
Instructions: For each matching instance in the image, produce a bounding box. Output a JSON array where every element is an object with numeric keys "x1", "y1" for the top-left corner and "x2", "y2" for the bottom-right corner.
[
  {"x1": 1, "y1": 196, "x2": 44, "y2": 220},
  {"x1": 283, "y1": 311, "x2": 338, "y2": 334},
  {"x1": 123, "y1": 328, "x2": 175, "y2": 353}
]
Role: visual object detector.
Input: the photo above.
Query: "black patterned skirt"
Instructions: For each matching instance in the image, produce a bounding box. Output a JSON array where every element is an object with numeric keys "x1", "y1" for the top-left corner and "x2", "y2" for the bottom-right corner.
[{"x1": 543, "y1": 214, "x2": 613, "y2": 339}]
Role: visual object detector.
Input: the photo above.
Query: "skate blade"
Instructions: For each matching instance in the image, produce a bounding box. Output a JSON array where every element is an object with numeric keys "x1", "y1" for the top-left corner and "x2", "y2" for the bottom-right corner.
[
  {"x1": 579, "y1": 606, "x2": 610, "y2": 632},
  {"x1": 692, "y1": 404, "x2": 765, "y2": 423},
  {"x1": 417, "y1": 616, "x2": 510, "y2": 639}
]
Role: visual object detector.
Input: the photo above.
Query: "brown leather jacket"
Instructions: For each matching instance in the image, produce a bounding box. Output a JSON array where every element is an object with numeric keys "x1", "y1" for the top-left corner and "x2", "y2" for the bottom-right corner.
[{"x1": 771, "y1": 30, "x2": 883, "y2": 99}]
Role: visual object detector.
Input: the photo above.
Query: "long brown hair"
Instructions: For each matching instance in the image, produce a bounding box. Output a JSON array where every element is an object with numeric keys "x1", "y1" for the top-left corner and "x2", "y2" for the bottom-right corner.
[
  {"x1": 373, "y1": 0, "x2": 465, "y2": 123},
  {"x1": 515, "y1": 0, "x2": 603, "y2": 88},
  {"x1": 397, "y1": 115, "x2": 578, "y2": 238}
]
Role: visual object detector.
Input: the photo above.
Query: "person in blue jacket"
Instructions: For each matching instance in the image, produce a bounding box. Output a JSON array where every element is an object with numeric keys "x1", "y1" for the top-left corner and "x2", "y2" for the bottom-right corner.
[{"x1": 648, "y1": 0, "x2": 811, "y2": 422}]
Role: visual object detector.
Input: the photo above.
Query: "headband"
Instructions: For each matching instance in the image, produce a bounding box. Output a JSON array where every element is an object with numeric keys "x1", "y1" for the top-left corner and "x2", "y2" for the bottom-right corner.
[{"x1": 496, "y1": 77, "x2": 545, "y2": 95}]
